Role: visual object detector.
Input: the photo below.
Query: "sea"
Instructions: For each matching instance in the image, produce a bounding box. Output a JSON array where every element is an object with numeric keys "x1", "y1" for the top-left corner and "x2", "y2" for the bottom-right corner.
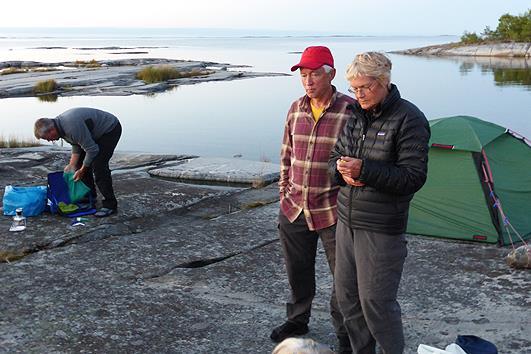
[{"x1": 0, "y1": 28, "x2": 529, "y2": 162}]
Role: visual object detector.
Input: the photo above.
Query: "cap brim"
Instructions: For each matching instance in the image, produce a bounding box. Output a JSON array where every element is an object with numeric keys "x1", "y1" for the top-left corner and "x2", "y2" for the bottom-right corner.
[
  {"x1": 290, "y1": 65, "x2": 301, "y2": 72},
  {"x1": 291, "y1": 61, "x2": 334, "y2": 72}
]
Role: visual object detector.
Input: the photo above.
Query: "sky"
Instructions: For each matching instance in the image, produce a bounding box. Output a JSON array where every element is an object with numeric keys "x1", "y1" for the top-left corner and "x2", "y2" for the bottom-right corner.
[{"x1": 0, "y1": 0, "x2": 529, "y2": 36}]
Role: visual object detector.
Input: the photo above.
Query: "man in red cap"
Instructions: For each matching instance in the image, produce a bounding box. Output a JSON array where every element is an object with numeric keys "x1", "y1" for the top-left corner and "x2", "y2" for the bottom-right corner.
[{"x1": 272, "y1": 46, "x2": 354, "y2": 353}]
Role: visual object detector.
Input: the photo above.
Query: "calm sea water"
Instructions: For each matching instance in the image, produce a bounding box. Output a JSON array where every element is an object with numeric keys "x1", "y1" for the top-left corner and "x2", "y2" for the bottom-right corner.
[{"x1": 1, "y1": 29, "x2": 529, "y2": 162}]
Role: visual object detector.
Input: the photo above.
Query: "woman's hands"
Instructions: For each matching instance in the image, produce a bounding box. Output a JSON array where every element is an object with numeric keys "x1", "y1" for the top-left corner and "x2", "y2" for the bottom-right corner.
[{"x1": 336, "y1": 156, "x2": 365, "y2": 187}]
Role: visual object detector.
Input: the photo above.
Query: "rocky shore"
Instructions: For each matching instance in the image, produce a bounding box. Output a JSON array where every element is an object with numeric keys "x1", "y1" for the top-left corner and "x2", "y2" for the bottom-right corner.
[
  {"x1": 0, "y1": 147, "x2": 530, "y2": 353},
  {"x1": 392, "y1": 42, "x2": 531, "y2": 57},
  {"x1": 0, "y1": 58, "x2": 287, "y2": 99}
]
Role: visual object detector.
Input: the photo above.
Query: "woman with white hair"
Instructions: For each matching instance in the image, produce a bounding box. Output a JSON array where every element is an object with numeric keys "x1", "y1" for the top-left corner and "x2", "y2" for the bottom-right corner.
[{"x1": 329, "y1": 52, "x2": 431, "y2": 354}]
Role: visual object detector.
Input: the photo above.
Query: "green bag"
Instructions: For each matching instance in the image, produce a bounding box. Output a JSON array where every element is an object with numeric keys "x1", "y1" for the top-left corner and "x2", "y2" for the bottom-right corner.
[
  {"x1": 58, "y1": 202, "x2": 79, "y2": 214},
  {"x1": 63, "y1": 172, "x2": 91, "y2": 203}
]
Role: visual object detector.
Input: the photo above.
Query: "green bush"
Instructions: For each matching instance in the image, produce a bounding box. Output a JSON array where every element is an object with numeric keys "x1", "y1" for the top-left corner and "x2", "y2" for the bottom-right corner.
[
  {"x1": 495, "y1": 10, "x2": 531, "y2": 41},
  {"x1": 33, "y1": 79, "x2": 58, "y2": 94},
  {"x1": 136, "y1": 65, "x2": 212, "y2": 84},
  {"x1": 461, "y1": 31, "x2": 482, "y2": 44},
  {"x1": 74, "y1": 59, "x2": 101, "y2": 68},
  {"x1": 462, "y1": 9, "x2": 530, "y2": 44}
]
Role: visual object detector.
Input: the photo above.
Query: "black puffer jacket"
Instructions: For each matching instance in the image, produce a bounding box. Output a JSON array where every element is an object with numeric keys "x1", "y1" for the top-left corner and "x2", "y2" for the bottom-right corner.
[{"x1": 329, "y1": 84, "x2": 430, "y2": 234}]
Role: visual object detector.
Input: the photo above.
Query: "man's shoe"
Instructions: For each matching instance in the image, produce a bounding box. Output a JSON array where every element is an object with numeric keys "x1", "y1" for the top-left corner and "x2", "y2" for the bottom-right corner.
[
  {"x1": 270, "y1": 321, "x2": 309, "y2": 342},
  {"x1": 94, "y1": 208, "x2": 116, "y2": 218}
]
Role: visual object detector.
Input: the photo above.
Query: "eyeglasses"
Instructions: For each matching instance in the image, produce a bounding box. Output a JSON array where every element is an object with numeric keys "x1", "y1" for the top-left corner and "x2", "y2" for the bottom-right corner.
[{"x1": 348, "y1": 80, "x2": 377, "y2": 95}]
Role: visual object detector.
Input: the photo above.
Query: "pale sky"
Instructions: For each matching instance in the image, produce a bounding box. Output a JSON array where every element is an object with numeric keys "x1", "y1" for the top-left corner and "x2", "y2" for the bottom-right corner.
[{"x1": 1, "y1": 0, "x2": 529, "y2": 36}]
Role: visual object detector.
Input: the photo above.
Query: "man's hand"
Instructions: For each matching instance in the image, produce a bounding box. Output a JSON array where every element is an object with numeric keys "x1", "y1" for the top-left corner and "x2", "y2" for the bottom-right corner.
[
  {"x1": 66, "y1": 153, "x2": 81, "y2": 174},
  {"x1": 64, "y1": 164, "x2": 76, "y2": 173},
  {"x1": 73, "y1": 166, "x2": 87, "y2": 181}
]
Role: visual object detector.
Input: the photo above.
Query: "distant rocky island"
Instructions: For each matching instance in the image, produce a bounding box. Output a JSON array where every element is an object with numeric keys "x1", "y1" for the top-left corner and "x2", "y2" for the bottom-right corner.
[
  {"x1": 0, "y1": 58, "x2": 287, "y2": 99},
  {"x1": 395, "y1": 9, "x2": 530, "y2": 58},
  {"x1": 393, "y1": 42, "x2": 530, "y2": 58}
]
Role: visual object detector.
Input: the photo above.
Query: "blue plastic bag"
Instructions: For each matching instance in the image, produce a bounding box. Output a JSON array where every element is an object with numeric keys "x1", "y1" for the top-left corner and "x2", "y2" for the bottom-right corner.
[{"x1": 2, "y1": 185, "x2": 48, "y2": 217}]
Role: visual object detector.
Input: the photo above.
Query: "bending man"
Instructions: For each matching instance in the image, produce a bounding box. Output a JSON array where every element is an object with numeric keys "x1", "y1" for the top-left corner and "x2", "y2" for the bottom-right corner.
[{"x1": 34, "y1": 107, "x2": 122, "y2": 217}]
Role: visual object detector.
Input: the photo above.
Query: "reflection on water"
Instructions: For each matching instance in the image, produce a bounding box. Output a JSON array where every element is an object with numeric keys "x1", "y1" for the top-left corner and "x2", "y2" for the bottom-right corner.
[
  {"x1": 457, "y1": 56, "x2": 530, "y2": 89},
  {"x1": 459, "y1": 61, "x2": 474, "y2": 74},
  {"x1": 37, "y1": 94, "x2": 58, "y2": 102},
  {"x1": 493, "y1": 68, "x2": 531, "y2": 89}
]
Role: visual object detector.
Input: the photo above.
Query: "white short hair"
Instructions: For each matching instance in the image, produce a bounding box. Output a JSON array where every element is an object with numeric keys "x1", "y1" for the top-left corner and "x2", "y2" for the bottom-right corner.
[
  {"x1": 272, "y1": 338, "x2": 334, "y2": 354},
  {"x1": 346, "y1": 51, "x2": 392, "y2": 86},
  {"x1": 322, "y1": 64, "x2": 334, "y2": 74}
]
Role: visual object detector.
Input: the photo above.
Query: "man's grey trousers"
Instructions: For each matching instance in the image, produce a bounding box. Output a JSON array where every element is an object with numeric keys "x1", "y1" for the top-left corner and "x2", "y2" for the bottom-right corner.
[{"x1": 278, "y1": 212, "x2": 346, "y2": 337}]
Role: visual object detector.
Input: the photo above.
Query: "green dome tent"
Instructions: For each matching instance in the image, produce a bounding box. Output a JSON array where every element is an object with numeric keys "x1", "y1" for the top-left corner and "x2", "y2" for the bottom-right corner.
[{"x1": 407, "y1": 116, "x2": 531, "y2": 246}]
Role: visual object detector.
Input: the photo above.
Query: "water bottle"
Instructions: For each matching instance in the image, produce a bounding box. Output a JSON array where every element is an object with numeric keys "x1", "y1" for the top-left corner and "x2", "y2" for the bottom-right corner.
[{"x1": 9, "y1": 208, "x2": 27, "y2": 232}]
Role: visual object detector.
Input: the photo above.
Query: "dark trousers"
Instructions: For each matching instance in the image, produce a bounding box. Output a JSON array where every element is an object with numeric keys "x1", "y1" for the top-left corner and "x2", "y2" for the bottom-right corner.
[
  {"x1": 77, "y1": 122, "x2": 122, "y2": 209},
  {"x1": 335, "y1": 220, "x2": 407, "y2": 354},
  {"x1": 278, "y1": 211, "x2": 346, "y2": 337}
]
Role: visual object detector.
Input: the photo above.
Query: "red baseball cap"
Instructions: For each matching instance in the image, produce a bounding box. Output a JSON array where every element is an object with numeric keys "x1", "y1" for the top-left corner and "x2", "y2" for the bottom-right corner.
[{"x1": 291, "y1": 46, "x2": 334, "y2": 72}]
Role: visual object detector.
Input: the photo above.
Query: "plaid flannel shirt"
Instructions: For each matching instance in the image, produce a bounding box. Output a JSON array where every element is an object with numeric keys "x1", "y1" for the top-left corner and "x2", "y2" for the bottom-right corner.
[{"x1": 279, "y1": 88, "x2": 354, "y2": 230}]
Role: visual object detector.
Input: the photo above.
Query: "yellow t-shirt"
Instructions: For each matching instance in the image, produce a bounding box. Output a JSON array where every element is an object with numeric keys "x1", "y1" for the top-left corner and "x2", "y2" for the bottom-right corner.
[{"x1": 310, "y1": 101, "x2": 325, "y2": 122}]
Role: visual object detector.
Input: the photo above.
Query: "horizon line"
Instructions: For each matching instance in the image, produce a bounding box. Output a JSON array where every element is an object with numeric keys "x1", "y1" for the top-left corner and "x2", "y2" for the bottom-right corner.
[{"x1": 0, "y1": 26, "x2": 460, "y2": 37}]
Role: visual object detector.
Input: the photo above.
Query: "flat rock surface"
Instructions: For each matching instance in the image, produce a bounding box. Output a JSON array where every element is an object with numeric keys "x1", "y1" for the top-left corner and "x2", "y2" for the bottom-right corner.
[
  {"x1": 148, "y1": 157, "x2": 280, "y2": 187},
  {"x1": 0, "y1": 148, "x2": 529, "y2": 353}
]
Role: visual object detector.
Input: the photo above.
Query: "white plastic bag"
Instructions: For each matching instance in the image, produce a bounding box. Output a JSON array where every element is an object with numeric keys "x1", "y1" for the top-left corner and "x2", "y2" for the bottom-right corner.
[
  {"x1": 445, "y1": 344, "x2": 467, "y2": 354},
  {"x1": 418, "y1": 344, "x2": 467, "y2": 354},
  {"x1": 418, "y1": 344, "x2": 452, "y2": 354}
]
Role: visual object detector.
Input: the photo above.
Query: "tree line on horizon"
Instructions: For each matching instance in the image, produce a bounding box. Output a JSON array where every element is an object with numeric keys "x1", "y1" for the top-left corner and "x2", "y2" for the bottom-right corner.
[{"x1": 461, "y1": 9, "x2": 530, "y2": 44}]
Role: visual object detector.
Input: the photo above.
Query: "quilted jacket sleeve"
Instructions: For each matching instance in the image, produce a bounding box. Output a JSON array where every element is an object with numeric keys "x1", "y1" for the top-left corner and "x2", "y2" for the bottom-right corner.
[
  {"x1": 329, "y1": 124, "x2": 348, "y2": 187},
  {"x1": 360, "y1": 112, "x2": 430, "y2": 195}
]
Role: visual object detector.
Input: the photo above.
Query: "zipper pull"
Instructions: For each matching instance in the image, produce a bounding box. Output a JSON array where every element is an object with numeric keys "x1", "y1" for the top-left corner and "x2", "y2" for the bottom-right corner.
[{"x1": 362, "y1": 134, "x2": 366, "y2": 141}]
